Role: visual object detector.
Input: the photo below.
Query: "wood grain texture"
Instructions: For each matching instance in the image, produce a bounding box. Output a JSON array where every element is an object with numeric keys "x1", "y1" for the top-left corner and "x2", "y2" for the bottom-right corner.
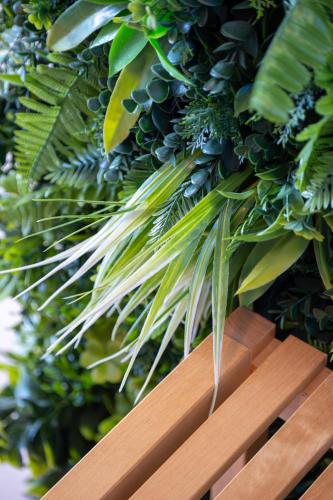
[
  {"x1": 44, "y1": 308, "x2": 273, "y2": 500},
  {"x1": 131, "y1": 336, "x2": 326, "y2": 500},
  {"x1": 217, "y1": 373, "x2": 333, "y2": 500},
  {"x1": 300, "y1": 460, "x2": 333, "y2": 500}
]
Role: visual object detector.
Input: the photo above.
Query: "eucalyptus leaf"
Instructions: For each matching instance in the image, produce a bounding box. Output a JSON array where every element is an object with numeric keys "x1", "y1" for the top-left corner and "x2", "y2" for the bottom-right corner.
[{"x1": 148, "y1": 38, "x2": 193, "y2": 86}]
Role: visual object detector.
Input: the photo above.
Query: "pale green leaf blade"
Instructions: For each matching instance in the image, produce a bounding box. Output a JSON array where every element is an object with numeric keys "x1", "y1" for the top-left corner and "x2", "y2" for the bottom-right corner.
[
  {"x1": 134, "y1": 296, "x2": 188, "y2": 404},
  {"x1": 211, "y1": 201, "x2": 231, "y2": 413},
  {"x1": 184, "y1": 223, "x2": 216, "y2": 356}
]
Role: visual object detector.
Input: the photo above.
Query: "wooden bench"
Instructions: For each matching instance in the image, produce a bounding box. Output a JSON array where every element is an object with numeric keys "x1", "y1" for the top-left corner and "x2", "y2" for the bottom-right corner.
[{"x1": 44, "y1": 307, "x2": 333, "y2": 500}]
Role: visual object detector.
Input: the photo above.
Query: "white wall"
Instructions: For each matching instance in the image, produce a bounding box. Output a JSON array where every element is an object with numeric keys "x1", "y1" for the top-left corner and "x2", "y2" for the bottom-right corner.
[{"x1": 0, "y1": 298, "x2": 29, "y2": 500}]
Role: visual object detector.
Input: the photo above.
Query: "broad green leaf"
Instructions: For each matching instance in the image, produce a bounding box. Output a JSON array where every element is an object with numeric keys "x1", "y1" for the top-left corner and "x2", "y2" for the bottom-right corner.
[
  {"x1": 237, "y1": 233, "x2": 309, "y2": 294},
  {"x1": 108, "y1": 25, "x2": 148, "y2": 77},
  {"x1": 47, "y1": 0, "x2": 126, "y2": 51},
  {"x1": 90, "y1": 21, "x2": 119, "y2": 48},
  {"x1": 211, "y1": 201, "x2": 231, "y2": 413},
  {"x1": 148, "y1": 38, "x2": 193, "y2": 86},
  {"x1": 250, "y1": 0, "x2": 333, "y2": 123},
  {"x1": 104, "y1": 44, "x2": 155, "y2": 152},
  {"x1": 234, "y1": 84, "x2": 252, "y2": 116}
]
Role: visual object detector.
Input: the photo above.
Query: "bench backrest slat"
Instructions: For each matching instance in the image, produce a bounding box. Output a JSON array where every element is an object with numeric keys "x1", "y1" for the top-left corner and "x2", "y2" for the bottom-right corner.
[
  {"x1": 44, "y1": 308, "x2": 274, "y2": 500},
  {"x1": 300, "y1": 460, "x2": 333, "y2": 500},
  {"x1": 217, "y1": 373, "x2": 333, "y2": 500},
  {"x1": 131, "y1": 336, "x2": 326, "y2": 500}
]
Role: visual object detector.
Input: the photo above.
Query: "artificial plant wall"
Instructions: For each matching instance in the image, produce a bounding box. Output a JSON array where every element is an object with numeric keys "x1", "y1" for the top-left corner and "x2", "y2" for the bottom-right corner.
[{"x1": 0, "y1": 0, "x2": 333, "y2": 493}]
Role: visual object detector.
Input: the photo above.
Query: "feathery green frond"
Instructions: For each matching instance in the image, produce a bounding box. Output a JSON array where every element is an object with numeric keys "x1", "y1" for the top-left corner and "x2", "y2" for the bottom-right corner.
[
  {"x1": 250, "y1": 0, "x2": 333, "y2": 123},
  {"x1": 15, "y1": 65, "x2": 97, "y2": 181}
]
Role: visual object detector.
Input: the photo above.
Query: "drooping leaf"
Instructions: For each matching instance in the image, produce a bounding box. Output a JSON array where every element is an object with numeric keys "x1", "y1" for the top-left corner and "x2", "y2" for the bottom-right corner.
[
  {"x1": 184, "y1": 224, "x2": 216, "y2": 356},
  {"x1": 211, "y1": 201, "x2": 231, "y2": 413}
]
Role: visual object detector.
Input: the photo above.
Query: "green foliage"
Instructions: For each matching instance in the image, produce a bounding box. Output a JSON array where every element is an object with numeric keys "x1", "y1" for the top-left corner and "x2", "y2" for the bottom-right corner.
[
  {"x1": 15, "y1": 64, "x2": 97, "y2": 180},
  {"x1": 250, "y1": 0, "x2": 333, "y2": 123},
  {"x1": 250, "y1": 0, "x2": 277, "y2": 18}
]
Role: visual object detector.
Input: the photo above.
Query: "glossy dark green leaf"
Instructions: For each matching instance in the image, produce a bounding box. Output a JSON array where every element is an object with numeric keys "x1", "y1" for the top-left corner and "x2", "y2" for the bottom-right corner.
[
  {"x1": 210, "y1": 60, "x2": 234, "y2": 79},
  {"x1": 202, "y1": 139, "x2": 224, "y2": 155},
  {"x1": 147, "y1": 79, "x2": 169, "y2": 103},
  {"x1": 221, "y1": 21, "x2": 254, "y2": 41},
  {"x1": 234, "y1": 84, "x2": 252, "y2": 116},
  {"x1": 131, "y1": 88, "x2": 150, "y2": 104},
  {"x1": 151, "y1": 64, "x2": 174, "y2": 81}
]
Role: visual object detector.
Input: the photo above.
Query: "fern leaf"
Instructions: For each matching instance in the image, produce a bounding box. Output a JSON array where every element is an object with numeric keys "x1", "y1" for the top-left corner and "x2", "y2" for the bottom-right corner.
[{"x1": 15, "y1": 65, "x2": 96, "y2": 181}]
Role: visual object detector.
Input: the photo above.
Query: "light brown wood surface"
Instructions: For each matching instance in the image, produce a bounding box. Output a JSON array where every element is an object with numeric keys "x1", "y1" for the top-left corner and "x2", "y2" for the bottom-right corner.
[
  {"x1": 300, "y1": 460, "x2": 333, "y2": 499},
  {"x1": 131, "y1": 336, "x2": 326, "y2": 500},
  {"x1": 43, "y1": 308, "x2": 274, "y2": 500},
  {"x1": 217, "y1": 373, "x2": 333, "y2": 500}
]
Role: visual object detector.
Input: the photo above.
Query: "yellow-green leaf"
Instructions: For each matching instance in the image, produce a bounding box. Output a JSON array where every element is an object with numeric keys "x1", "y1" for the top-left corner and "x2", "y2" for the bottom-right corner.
[{"x1": 103, "y1": 44, "x2": 155, "y2": 152}]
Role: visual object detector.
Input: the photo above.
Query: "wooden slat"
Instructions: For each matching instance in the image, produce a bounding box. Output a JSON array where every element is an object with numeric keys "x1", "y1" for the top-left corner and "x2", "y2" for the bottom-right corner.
[
  {"x1": 217, "y1": 373, "x2": 333, "y2": 500},
  {"x1": 44, "y1": 308, "x2": 274, "y2": 500},
  {"x1": 300, "y1": 460, "x2": 333, "y2": 500},
  {"x1": 131, "y1": 336, "x2": 326, "y2": 500},
  {"x1": 280, "y1": 367, "x2": 331, "y2": 421},
  {"x1": 212, "y1": 365, "x2": 333, "y2": 498},
  {"x1": 211, "y1": 431, "x2": 268, "y2": 497}
]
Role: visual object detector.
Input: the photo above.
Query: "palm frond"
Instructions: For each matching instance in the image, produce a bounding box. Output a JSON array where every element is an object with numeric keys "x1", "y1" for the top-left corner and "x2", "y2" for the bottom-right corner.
[{"x1": 250, "y1": 0, "x2": 333, "y2": 123}]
